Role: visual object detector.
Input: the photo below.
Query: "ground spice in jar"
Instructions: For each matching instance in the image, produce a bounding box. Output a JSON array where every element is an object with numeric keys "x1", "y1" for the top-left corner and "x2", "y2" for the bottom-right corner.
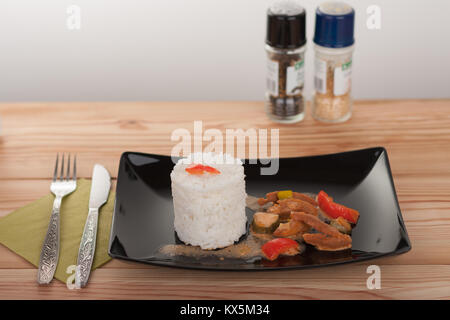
[
  {"x1": 313, "y1": 55, "x2": 353, "y2": 121},
  {"x1": 312, "y1": 2, "x2": 355, "y2": 123}
]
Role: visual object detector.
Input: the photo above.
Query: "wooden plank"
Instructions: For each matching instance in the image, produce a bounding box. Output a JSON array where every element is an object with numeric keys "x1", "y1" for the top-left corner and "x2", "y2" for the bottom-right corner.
[
  {"x1": 0, "y1": 100, "x2": 449, "y2": 299},
  {"x1": 0, "y1": 265, "x2": 449, "y2": 299},
  {"x1": 0, "y1": 100, "x2": 449, "y2": 179},
  {"x1": 0, "y1": 177, "x2": 449, "y2": 268}
]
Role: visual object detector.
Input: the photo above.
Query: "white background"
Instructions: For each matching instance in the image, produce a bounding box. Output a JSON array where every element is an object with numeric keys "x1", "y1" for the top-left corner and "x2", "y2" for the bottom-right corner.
[{"x1": 0, "y1": 0, "x2": 449, "y2": 101}]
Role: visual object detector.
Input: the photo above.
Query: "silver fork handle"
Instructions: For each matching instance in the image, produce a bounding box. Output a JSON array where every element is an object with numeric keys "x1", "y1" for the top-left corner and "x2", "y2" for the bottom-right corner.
[
  {"x1": 75, "y1": 208, "x2": 99, "y2": 288},
  {"x1": 37, "y1": 196, "x2": 62, "y2": 284}
]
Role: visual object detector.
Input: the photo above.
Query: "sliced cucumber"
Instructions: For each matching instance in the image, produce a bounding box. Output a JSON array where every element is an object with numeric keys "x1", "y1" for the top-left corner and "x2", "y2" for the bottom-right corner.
[{"x1": 252, "y1": 212, "x2": 280, "y2": 234}]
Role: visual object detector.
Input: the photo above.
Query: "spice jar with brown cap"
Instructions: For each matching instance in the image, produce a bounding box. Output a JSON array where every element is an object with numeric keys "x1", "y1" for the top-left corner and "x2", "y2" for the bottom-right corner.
[{"x1": 265, "y1": 0, "x2": 307, "y2": 124}]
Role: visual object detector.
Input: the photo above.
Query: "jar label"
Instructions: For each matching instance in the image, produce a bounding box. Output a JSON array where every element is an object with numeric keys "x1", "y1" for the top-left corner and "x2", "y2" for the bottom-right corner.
[
  {"x1": 334, "y1": 60, "x2": 352, "y2": 96},
  {"x1": 286, "y1": 60, "x2": 305, "y2": 95},
  {"x1": 266, "y1": 59, "x2": 279, "y2": 96},
  {"x1": 314, "y1": 58, "x2": 327, "y2": 94}
]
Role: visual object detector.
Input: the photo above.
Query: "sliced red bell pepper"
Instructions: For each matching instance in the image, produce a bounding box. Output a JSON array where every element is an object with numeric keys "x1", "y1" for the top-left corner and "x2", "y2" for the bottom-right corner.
[
  {"x1": 261, "y1": 238, "x2": 299, "y2": 261},
  {"x1": 203, "y1": 165, "x2": 221, "y2": 174},
  {"x1": 185, "y1": 164, "x2": 221, "y2": 175},
  {"x1": 317, "y1": 190, "x2": 359, "y2": 224},
  {"x1": 185, "y1": 164, "x2": 205, "y2": 175}
]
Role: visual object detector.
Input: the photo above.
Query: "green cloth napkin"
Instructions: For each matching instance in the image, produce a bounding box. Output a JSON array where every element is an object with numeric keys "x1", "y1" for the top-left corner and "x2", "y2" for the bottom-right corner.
[{"x1": 0, "y1": 179, "x2": 114, "y2": 283}]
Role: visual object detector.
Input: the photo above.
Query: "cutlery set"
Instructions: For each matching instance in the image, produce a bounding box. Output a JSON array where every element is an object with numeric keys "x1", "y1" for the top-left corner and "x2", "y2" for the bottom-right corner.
[{"x1": 37, "y1": 154, "x2": 111, "y2": 287}]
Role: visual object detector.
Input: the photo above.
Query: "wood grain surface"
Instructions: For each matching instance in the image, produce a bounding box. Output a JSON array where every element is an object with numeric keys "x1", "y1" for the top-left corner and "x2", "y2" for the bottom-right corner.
[{"x1": 0, "y1": 100, "x2": 449, "y2": 299}]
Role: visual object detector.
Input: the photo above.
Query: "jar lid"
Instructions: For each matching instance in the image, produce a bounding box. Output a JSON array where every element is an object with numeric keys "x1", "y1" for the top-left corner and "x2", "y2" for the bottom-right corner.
[
  {"x1": 266, "y1": 1, "x2": 306, "y2": 49},
  {"x1": 313, "y1": 2, "x2": 355, "y2": 48}
]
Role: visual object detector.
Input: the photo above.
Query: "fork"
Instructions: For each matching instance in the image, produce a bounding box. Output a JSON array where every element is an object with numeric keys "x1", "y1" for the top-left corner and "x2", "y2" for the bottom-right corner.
[{"x1": 37, "y1": 154, "x2": 77, "y2": 284}]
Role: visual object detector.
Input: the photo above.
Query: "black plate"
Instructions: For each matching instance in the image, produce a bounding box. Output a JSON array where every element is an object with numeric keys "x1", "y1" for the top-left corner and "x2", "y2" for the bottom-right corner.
[{"x1": 108, "y1": 147, "x2": 411, "y2": 270}]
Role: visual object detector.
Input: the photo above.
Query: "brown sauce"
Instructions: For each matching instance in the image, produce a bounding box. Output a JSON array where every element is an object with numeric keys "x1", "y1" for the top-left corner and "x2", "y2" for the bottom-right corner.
[{"x1": 159, "y1": 227, "x2": 306, "y2": 261}]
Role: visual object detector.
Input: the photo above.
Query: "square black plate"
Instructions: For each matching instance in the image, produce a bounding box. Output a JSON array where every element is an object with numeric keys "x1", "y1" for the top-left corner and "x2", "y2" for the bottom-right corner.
[{"x1": 108, "y1": 147, "x2": 411, "y2": 270}]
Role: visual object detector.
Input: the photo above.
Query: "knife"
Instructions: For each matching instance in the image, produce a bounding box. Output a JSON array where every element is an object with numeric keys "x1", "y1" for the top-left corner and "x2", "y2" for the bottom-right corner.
[{"x1": 75, "y1": 164, "x2": 111, "y2": 288}]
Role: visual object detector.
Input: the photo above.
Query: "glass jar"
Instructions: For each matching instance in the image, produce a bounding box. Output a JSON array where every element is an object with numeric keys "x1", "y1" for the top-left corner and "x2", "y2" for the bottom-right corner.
[
  {"x1": 264, "y1": 0, "x2": 306, "y2": 124},
  {"x1": 265, "y1": 44, "x2": 306, "y2": 124},
  {"x1": 312, "y1": 44, "x2": 354, "y2": 123},
  {"x1": 311, "y1": 2, "x2": 355, "y2": 123}
]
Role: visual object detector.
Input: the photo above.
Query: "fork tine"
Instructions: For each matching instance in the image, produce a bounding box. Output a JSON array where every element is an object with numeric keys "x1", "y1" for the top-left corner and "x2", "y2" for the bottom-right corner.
[
  {"x1": 66, "y1": 154, "x2": 71, "y2": 180},
  {"x1": 53, "y1": 154, "x2": 59, "y2": 182},
  {"x1": 60, "y1": 154, "x2": 65, "y2": 181},
  {"x1": 73, "y1": 154, "x2": 77, "y2": 181}
]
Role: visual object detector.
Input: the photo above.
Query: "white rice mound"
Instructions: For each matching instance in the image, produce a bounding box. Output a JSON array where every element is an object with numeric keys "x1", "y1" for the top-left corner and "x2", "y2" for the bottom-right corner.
[{"x1": 170, "y1": 152, "x2": 247, "y2": 250}]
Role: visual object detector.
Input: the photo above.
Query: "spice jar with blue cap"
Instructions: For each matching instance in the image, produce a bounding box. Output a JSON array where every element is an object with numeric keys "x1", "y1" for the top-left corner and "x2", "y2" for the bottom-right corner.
[{"x1": 312, "y1": 2, "x2": 355, "y2": 123}]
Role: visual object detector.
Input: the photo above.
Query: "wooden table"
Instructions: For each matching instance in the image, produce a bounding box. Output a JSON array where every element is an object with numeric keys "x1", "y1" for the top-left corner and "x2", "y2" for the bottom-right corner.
[{"x1": 0, "y1": 100, "x2": 449, "y2": 299}]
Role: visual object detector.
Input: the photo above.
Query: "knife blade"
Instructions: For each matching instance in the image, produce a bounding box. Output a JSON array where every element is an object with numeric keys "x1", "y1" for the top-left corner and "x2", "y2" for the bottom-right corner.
[{"x1": 75, "y1": 164, "x2": 111, "y2": 288}]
